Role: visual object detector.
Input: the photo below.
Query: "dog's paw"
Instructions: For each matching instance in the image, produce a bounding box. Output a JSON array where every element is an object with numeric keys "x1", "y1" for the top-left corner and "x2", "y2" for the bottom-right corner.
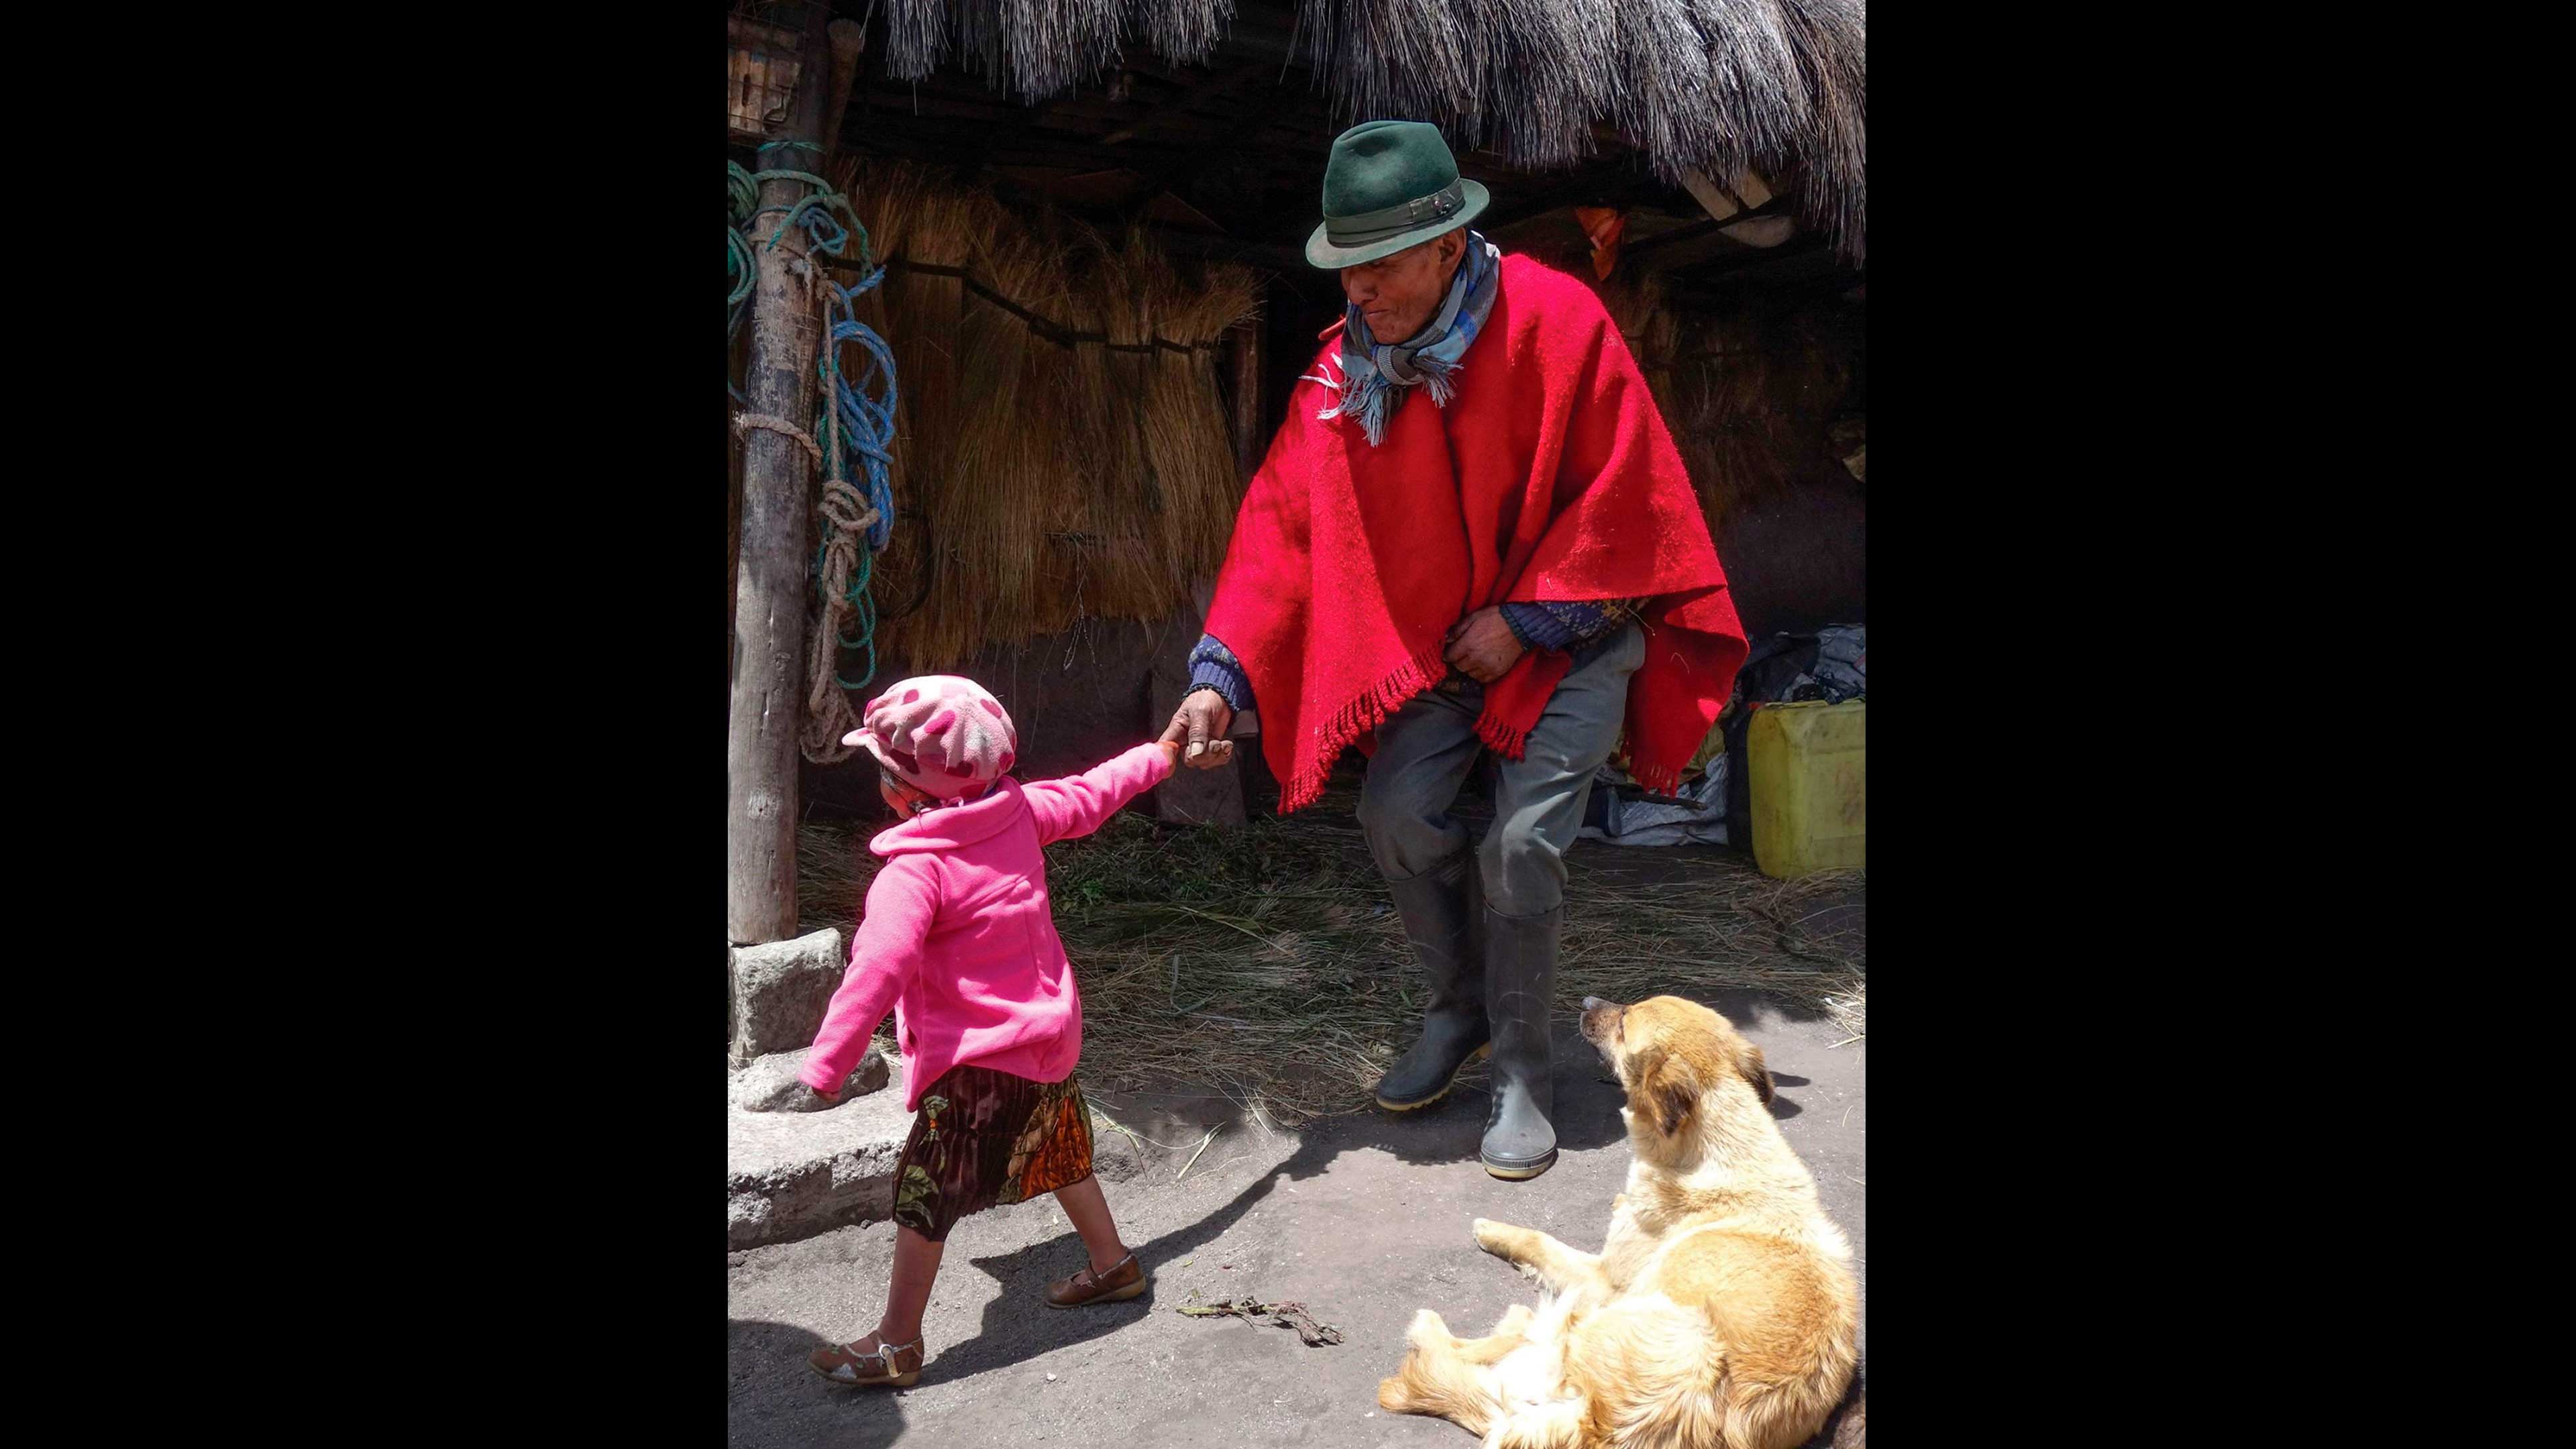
[
  {"x1": 1407, "y1": 1307, "x2": 1452, "y2": 1350},
  {"x1": 1378, "y1": 1376, "x2": 1412, "y2": 1413},
  {"x1": 1472, "y1": 1218, "x2": 1519, "y2": 1259}
]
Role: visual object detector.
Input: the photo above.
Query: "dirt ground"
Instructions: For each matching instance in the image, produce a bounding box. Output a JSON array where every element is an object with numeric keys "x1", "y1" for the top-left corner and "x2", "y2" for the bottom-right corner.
[{"x1": 727, "y1": 928, "x2": 1865, "y2": 1448}]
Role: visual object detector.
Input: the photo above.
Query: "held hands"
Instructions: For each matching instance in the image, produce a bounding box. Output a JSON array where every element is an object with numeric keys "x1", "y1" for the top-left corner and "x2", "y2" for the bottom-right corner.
[
  {"x1": 1155, "y1": 610, "x2": 1519, "y2": 767},
  {"x1": 1160, "y1": 692, "x2": 1236, "y2": 771},
  {"x1": 1444, "y1": 606, "x2": 1525, "y2": 684}
]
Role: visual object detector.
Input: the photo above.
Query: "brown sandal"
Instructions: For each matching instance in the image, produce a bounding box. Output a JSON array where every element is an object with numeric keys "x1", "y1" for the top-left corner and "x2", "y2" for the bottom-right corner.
[
  {"x1": 808, "y1": 1333, "x2": 924, "y2": 1387},
  {"x1": 1044, "y1": 1250, "x2": 1148, "y2": 1308}
]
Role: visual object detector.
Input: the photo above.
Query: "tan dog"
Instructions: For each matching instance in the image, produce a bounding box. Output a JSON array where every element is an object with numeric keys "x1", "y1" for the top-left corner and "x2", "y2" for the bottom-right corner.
[{"x1": 1377, "y1": 995, "x2": 1860, "y2": 1448}]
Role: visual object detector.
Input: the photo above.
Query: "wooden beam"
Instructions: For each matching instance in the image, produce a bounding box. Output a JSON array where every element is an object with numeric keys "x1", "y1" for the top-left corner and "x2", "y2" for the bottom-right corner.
[
  {"x1": 1478, "y1": 168, "x2": 1629, "y2": 231},
  {"x1": 1676, "y1": 168, "x2": 1749, "y2": 222},
  {"x1": 729, "y1": 3, "x2": 837, "y2": 947},
  {"x1": 823, "y1": 18, "x2": 864, "y2": 150},
  {"x1": 970, "y1": 93, "x2": 1062, "y2": 178},
  {"x1": 842, "y1": 123, "x2": 1201, "y2": 174},
  {"x1": 1100, "y1": 60, "x2": 1265, "y2": 146},
  {"x1": 1121, "y1": 92, "x2": 1292, "y2": 220},
  {"x1": 1207, "y1": 10, "x2": 1305, "y2": 68},
  {"x1": 1623, "y1": 198, "x2": 1792, "y2": 263},
  {"x1": 1146, "y1": 227, "x2": 1304, "y2": 274},
  {"x1": 1227, "y1": 315, "x2": 1267, "y2": 481},
  {"x1": 1669, "y1": 231, "x2": 1841, "y2": 294},
  {"x1": 1623, "y1": 216, "x2": 1725, "y2": 258}
]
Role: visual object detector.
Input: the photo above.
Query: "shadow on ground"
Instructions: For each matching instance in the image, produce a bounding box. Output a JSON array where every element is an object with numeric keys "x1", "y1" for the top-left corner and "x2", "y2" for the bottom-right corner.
[
  {"x1": 1093, "y1": 993, "x2": 1834, "y2": 1322},
  {"x1": 729, "y1": 1318, "x2": 908, "y2": 1447}
]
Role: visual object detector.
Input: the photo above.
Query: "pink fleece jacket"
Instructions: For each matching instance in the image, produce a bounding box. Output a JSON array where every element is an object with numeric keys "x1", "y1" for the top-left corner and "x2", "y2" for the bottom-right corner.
[{"x1": 800, "y1": 741, "x2": 1177, "y2": 1110}]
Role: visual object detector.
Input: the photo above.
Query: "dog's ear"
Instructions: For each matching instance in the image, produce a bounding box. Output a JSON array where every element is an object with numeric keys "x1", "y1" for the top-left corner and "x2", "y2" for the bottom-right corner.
[
  {"x1": 1629, "y1": 1047, "x2": 1699, "y2": 1137},
  {"x1": 1738, "y1": 1042, "x2": 1774, "y2": 1106},
  {"x1": 1656, "y1": 1078, "x2": 1697, "y2": 1136}
]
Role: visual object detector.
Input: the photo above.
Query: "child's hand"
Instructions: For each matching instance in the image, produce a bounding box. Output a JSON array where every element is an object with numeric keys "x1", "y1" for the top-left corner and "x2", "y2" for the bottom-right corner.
[{"x1": 741, "y1": 1077, "x2": 841, "y2": 1113}]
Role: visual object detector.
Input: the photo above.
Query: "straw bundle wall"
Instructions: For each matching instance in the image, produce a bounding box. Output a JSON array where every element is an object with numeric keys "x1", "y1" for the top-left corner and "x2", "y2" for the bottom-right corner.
[
  {"x1": 1079, "y1": 232, "x2": 1170, "y2": 623},
  {"x1": 1661, "y1": 301, "x2": 1858, "y2": 526},
  {"x1": 826, "y1": 158, "x2": 1263, "y2": 669},
  {"x1": 881, "y1": 166, "x2": 973, "y2": 579},
  {"x1": 1138, "y1": 241, "x2": 1260, "y2": 602}
]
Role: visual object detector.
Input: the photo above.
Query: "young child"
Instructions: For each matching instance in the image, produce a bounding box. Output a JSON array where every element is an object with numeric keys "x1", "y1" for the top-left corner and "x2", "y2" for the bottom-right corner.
[{"x1": 796, "y1": 674, "x2": 1180, "y2": 1389}]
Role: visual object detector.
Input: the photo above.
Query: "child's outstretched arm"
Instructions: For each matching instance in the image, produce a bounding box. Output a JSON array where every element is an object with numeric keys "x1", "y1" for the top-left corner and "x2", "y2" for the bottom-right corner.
[
  {"x1": 798, "y1": 855, "x2": 937, "y2": 1097},
  {"x1": 1020, "y1": 740, "x2": 1180, "y2": 845}
]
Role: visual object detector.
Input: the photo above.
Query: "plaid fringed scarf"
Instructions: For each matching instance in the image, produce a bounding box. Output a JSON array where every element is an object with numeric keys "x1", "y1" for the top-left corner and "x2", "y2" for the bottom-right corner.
[{"x1": 1312, "y1": 231, "x2": 1501, "y2": 445}]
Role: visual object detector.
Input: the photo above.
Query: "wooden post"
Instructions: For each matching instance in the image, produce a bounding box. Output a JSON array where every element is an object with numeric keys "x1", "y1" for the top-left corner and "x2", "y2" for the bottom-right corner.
[
  {"x1": 729, "y1": 2, "x2": 836, "y2": 947},
  {"x1": 824, "y1": 19, "x2": 864, "y2": 152},
  {"x1": 1225, "y1": 313, "x2": 1265, "y2": 752},
  {"x1": 1227, "y1": 311, "x2": 1265, "y2": 482}
]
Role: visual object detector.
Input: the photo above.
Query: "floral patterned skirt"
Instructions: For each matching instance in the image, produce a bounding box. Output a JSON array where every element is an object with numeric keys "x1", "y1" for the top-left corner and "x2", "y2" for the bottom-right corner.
[{"x1": 891, "y1": 1064, "x2": 1095, "y2": 1243}]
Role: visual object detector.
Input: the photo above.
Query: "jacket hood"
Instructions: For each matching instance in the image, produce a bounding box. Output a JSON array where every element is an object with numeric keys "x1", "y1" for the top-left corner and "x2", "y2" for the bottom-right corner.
[{"x1": 870, "y1": 777, "x2": 1027, "y2": 856}]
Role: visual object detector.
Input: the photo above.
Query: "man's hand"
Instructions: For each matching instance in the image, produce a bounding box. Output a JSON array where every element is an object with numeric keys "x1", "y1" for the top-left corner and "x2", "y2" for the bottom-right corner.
[
  {"x1": 1161, "y1": 692, "x2": 1237, "y2": 770},
  {"x1": 1444, "y1": 607, "x2": 1525, "y2": 684}
]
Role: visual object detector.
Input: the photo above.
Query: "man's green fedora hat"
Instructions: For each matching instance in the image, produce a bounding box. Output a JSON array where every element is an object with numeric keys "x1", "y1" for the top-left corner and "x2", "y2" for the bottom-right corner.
[{"x1": 1304, "y1": 120, "x2": 1491, "y2": 269}]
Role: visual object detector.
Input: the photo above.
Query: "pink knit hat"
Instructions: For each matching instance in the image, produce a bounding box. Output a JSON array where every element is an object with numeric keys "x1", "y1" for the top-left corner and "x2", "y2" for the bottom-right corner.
[{"x1": 841, "y1": 675, "x2": 1019, "y2": 803}]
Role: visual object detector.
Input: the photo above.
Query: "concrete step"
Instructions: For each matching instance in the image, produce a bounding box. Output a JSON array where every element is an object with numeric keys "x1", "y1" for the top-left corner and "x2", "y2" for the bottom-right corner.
[
  {"x1": 727, "y1": 1051, "x2": 914, "y2": 1251},
  {"x1": 722, "y1": 1061, "x2": 1244, "y2": 1251}
]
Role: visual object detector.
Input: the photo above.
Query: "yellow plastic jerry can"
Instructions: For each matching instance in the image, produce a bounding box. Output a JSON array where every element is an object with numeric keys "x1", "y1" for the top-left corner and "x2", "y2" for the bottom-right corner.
[{"x1": 1748, "y1": 699, "x2": 1866, "y2": 879}]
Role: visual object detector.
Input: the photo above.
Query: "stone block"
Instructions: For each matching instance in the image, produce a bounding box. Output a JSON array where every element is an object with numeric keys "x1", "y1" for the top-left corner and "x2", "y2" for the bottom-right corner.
[{"x1": 727, "y1": 928, "x2": 845, "y2": 1067}]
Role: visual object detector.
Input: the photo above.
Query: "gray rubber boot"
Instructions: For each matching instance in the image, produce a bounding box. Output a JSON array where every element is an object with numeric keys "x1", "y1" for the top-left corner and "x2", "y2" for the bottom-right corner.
[
  {"x1": 1480, "y1": 904, "x2": 1561, "y2": 1179},
  {"x1": 1372, "y1": 855, "x2": 1491, "y2": 1111}
]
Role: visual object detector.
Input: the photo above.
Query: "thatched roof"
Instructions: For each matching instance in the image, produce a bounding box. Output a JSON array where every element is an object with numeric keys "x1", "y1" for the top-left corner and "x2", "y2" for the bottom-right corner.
[{"x1": 868, "y1": 1, "x2": 1866, "y2": 262}]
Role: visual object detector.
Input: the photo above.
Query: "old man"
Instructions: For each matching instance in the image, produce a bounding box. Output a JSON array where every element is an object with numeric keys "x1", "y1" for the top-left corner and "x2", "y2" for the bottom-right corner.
[{"x1": 1161, "y1": 121, "x2": 1748, "y2": 1180}]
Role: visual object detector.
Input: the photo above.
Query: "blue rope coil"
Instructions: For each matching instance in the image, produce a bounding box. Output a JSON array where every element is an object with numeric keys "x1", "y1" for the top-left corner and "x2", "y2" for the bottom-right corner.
[{"x1": 730, "y1": 146, "x2": 900, "y2": 698}]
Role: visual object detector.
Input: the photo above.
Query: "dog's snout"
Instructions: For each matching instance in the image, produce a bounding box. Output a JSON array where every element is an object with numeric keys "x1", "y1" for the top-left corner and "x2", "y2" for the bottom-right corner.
[{"x1": 1577, "y1": 996, "x2": 1621, "y2": 1052}]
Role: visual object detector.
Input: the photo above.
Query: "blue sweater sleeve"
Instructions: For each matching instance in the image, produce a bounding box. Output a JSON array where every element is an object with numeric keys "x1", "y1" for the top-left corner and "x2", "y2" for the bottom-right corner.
[
  {"x1": 1500, "y1": 600, "x2": 1635, "y2": 652},
  {"x1": 1185, "y1": 634, "x2": 1254, "y2": 713},
  {"x1": 1193, "y1": 608, "x2": 1628, "y2": 711}
]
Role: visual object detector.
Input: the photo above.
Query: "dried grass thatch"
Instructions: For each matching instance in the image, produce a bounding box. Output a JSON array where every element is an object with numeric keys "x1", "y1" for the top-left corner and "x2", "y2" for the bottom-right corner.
[
  {"x1": 827, "y1": 157, "x2": 1264, "y2": 668},
  {"x1": 868, "y1": 1, "x2": 1864, "y2": 262},
  {"x1": 797, "y1": 785, "x2": 1864, "y2": 1126},
  {"x1": 1294, "y1": 0, "x2": 1864, "y2": 261},
  {"x1": 881, "y1": 0, "x2": 1236, "y2": 101}
]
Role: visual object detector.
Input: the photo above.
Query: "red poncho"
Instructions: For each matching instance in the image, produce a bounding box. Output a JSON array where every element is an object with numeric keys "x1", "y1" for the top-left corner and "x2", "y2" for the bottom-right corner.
[{"x1": 1206, "y1": 254, "x2": 1748, "y2": 813}]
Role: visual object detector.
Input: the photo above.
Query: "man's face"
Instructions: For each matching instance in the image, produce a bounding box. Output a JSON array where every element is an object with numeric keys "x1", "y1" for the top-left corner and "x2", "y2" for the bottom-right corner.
[{"x1": 1339, "y1": 231, "x2": 1464, "y2": 342}]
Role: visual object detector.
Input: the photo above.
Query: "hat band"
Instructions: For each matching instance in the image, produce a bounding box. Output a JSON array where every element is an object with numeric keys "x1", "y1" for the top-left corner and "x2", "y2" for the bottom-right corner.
[{"x1": 1323, "y1": 179, "x2": 1467, "y2": 247}]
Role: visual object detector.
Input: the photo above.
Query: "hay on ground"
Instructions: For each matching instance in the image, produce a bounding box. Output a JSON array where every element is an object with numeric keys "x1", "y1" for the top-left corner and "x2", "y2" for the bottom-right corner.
[{"x1": 796, "y1": 786, "x2": 1864, "y2": 1126}]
